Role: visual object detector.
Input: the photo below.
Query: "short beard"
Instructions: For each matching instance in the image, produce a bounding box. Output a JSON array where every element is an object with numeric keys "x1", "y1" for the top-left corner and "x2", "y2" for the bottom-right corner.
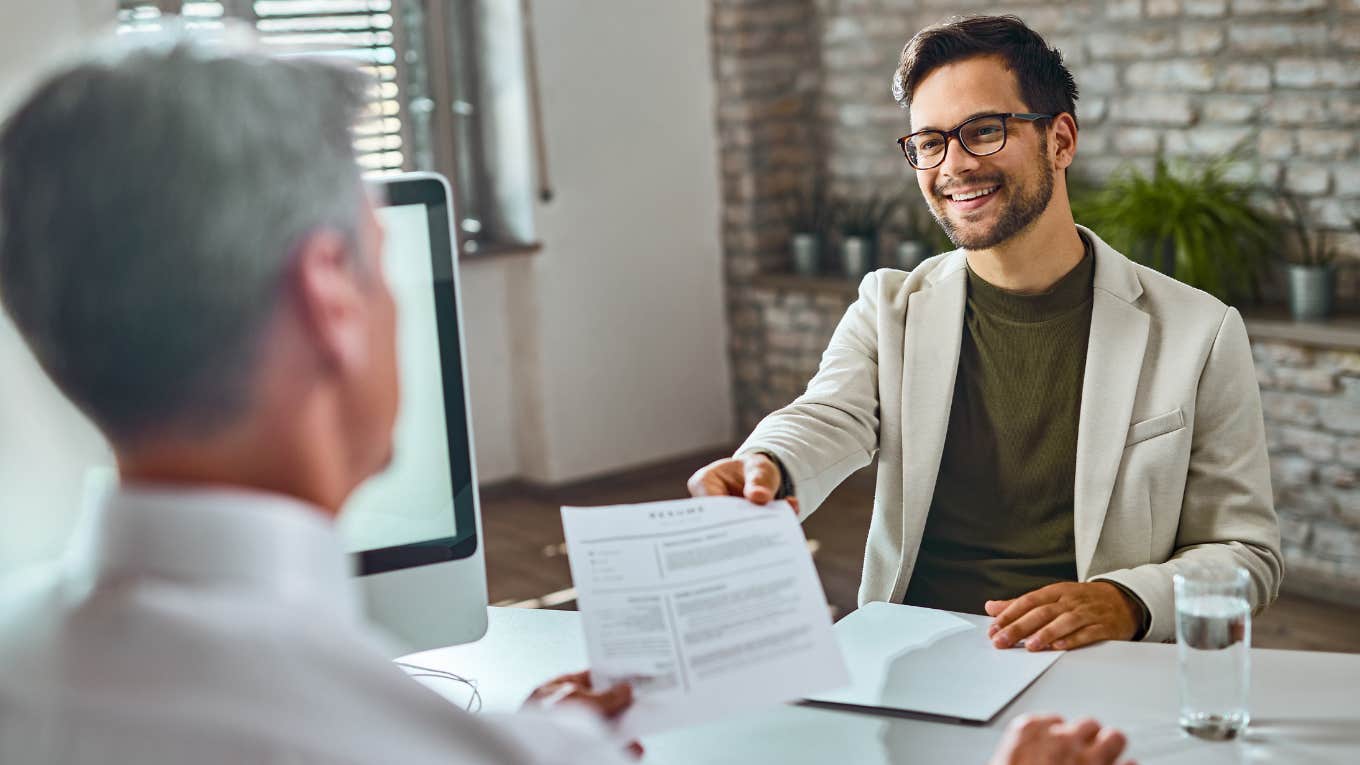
[{"x1": 930, "y1": 136, "x2": 1055, "y2": 251}]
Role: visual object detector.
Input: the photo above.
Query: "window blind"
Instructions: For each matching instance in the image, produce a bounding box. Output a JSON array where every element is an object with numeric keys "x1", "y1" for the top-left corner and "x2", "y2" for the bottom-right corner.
[{"x1": 117, "y1": 0, "x2": 407, "y2": 174}]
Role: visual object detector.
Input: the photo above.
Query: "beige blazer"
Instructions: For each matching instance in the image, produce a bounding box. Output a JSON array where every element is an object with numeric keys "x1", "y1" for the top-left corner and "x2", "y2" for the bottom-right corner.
[{"x1": 738, "y1": 226, "x2": 1282, "y2": 643}]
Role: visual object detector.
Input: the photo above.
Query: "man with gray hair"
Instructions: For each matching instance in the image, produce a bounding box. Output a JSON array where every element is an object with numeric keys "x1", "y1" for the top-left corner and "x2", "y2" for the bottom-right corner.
[{"x1": 0, "y1": 29, "x2": 637, "y2": 765}]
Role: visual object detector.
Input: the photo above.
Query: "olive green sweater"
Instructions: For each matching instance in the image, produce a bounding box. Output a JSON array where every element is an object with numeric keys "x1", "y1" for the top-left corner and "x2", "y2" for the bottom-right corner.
[{"x1": 903, "y1": 243, "x2": 1094, "y2": 615}]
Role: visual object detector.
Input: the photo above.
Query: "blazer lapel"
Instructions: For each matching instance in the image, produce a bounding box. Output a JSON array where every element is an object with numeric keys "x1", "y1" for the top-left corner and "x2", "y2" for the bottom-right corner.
[
  {"x1": 892, "y1": 253, "x2": 967, "y2": 600},
  {"x1": 1074, "y1": 228, "x2": 1149, "y2": 578}
]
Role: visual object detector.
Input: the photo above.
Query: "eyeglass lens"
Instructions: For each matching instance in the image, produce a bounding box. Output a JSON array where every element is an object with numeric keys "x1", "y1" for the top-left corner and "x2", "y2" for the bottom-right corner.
[{"x1": 904, "y1": 115, "x2": 1007, "y2": 168}]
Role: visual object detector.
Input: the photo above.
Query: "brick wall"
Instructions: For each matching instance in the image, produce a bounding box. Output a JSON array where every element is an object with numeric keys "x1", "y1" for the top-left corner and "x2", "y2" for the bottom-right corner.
[
  {"x1": 1256, "y1": 340, "x2": 1360, "y2": 603},
  {"x1": 711, "y1": 1, "x2": 1360, "y2": 601}
]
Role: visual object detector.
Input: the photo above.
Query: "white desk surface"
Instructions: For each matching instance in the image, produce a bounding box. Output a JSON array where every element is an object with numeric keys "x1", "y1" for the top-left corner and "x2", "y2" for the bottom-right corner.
[{"x1": 406, "y1": 607, "x2": 1360, "y2": 764}]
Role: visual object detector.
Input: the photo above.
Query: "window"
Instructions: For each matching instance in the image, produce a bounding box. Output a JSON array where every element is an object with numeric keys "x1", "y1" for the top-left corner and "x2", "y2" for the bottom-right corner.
[
  {"x1": 116, "y1": 0, "x2": 540, "y2": 253},
  {"x1": 118, "y1": 0, "x2": 408, "y2": 175}
]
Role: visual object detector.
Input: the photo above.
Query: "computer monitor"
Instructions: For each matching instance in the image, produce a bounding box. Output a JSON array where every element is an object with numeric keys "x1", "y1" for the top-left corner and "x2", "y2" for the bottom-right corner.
[{"x1": 337, "y1": 172, "x2": 488, "y2": 653}]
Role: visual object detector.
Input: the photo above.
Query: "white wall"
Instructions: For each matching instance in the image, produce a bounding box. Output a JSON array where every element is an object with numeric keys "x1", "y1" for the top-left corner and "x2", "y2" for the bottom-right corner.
[
  {"x1": 0, "y1": 1, "x2": 733, "y2": 572},
  {"x1": 458, "y1": 1, "x2": 733, "y2": 486},
  {"x1": 517, "y1": 0, "x2": 733, "y2": 482},
  {"x1": 0, "y1": 1, "x2": 117, "y2": 573}
]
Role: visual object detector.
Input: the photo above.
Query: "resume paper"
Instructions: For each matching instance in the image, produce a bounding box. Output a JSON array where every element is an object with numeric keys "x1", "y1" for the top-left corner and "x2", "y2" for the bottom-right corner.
[{"x1": 561, "y1": 497, "x2": 848, "y2": 737}]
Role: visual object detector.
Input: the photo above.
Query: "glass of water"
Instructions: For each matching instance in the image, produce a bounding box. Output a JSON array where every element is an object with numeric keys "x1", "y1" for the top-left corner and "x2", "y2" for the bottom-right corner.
[{"x1": 1174, "y1": 565, "x2": 1252, "y2": 740}]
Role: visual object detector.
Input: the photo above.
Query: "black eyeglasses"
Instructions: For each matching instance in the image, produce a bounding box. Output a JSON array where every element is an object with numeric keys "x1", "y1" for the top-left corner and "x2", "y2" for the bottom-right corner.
[{"x1": 897, "y1": 112, "x2": 1054, "y2": 170}]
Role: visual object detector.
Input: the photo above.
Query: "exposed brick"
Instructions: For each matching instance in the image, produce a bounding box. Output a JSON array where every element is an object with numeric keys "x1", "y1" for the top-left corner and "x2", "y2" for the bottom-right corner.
[
  {"x1": 1202, "y1": 95, "x2": 1260, "y2": 123},
  {"x1": 1335, "y1": 25, "x2": 1360, "y2": 52},
  {"x1": 1107, "y1": 0, "x2": 1142, "y2": 18},
  {"x1": 1296, "y1": 129, "x2": 1358, "y2": 160},
  {"x1": 1181, "y1": 25, "x2": 1227, "y2": 54},
  {"x1": 1228, "y1": 23, "x2": 1327, "y2": 53},
  {"x1": 1337, "y1": 493, "x2": 1360, "y2": 526},
  {"x1": 1312, "y1": 522, "x2": 1360, "y2": 560},
  {"x1": 1335, "y1": 164, "x2": 1360, "y2": 196},
  {"x1": 1274, "y1": 454, "x2": 1320, "y2": 487},
  {"x1": 1284, "y1": 163, "x2": 1331, "y2": 195},
  {"x1": 1117, "y1": 128, "x2": 1163, "y2": 155},
  {"x1": 1311, "y1": 198, "x2": 1360, "y2": 229},
  {"x1": 1262, "y1": 390, "x2": 1321, "y2": 425},
  {"x1": 1147, "y1": 0, "x2": 1182, "y2": 16},
  {"x1": 1275, "y1": 59, "x2": 1360, "y2": 89},
  {"x1": 1077, "y1": 62, "x2": 1119, "y2": 93},
  {"x1": 1232, "y1": 0, "x2": 1327, "y2": 13},
  {"x1": 1088, "y1": 30, "x2": 1179, "y2": 59},
  {"x1": 1321, "y1": 350, "x2": 1360, "y2": 375},
  {"x1": 1279, "y1": 425, "x2": 1338, "y2": 461},
  {"x1": 1322, "y1": 465, "x2": 1360, "y2": 489},
  {"x1": 1257, "y1": 128, "x2": 1296, "y2": 160},
  {"x1": 1265, "y1": 93, "x2": 1331, "y2": 126},
  {"x1": 1338, "y1": 435, "x2": 1360, "y2": 465},
  {"x1": 1320, "y1": 383, "x2": 1360, "y2": 434},
  {"x1": 1278, "y1": 514, "x2": 1313, "y2": 546},
  {"x1": 1113, "y1": 94, "x2": 1195, "y2": 125},
  {"x1": 1218, "y1": 63, "x2": 1272, "y2": 92},
  {"x1": 1255, "y1": 340, "x2": 1313, "y2": 366},
  {"x1": 1125, "y1": 60, "x2": 1216, "y2": 91},
  {"x1": 1185, "y1": 0, "x2": 1228, "y2": 14},
  {"x1": 1165, "y1": 127, "x2": 1253, "y2": 156}
]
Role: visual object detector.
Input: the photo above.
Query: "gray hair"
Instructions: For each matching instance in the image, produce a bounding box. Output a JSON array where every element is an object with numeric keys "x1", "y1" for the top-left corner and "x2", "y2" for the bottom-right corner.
[{"x1": 0, "y1": 26, "x2": 370, "y2": 444}]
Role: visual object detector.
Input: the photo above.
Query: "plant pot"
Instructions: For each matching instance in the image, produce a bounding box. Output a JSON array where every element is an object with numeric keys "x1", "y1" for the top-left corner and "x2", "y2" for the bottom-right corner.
[
  {"x1": 840, "y1": 235, "x2": 876, "y2": 281},
  {"x1": 1287, "y1": 264, "x2": 1335, "y2": 321},
  {"x1": 790, "y1": 232, "x2": 821, "y2": 276},
  {"x1": 894, "y1": 240, "x2": 928, "y2": 271}
]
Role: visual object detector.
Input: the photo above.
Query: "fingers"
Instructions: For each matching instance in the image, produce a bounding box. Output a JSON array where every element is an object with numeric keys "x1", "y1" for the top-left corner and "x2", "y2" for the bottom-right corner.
[
  {"x1": 990, "y1": 584, "x2": 1063, "y2": 632},
  {"x1": 1090, "y1": 727, "x2": 1129, "y2": 765},
  {"x1": 686, "y1": 458, "x2": 745, "y2": 498},
  {"x1": 742, "y1": 454, "x2": 780, "y2": 504},
  {"x1": 991, "y1": 603, "x2": 1063, "y2": 649},
  {"x1": 984, "y1": 598, "x2": 1011, "y2": 617},
  {"x1": 1052, "y1": 624, "x2": 1108, "y2": 651},
  {"x1": 1026, "y1": 611, "x2": 1088, "y2": 652},
  {"x1": 589, "y1": 681, "x2": 633, "y2": 718}
]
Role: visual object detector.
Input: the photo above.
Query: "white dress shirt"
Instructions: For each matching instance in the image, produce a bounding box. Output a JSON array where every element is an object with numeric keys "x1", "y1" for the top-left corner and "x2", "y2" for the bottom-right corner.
[{"x1": 0, "y1": 485, "x2": 628, "y2": 765}]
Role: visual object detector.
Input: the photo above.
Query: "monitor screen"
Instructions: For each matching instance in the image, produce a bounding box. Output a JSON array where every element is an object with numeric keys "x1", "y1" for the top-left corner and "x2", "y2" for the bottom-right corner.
[{"x1": 338, "y1": 180, "x2": 478, "y2": 574}]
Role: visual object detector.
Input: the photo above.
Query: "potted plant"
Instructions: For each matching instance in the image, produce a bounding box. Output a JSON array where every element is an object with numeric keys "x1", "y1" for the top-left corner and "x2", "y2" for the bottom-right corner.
[
  {"x1": 783, "y1": 179, "x2": 836, "y2": 277},
  {"x1": 837, "y1": 191, "x2": 900, "y2": 281},
  {"x1": 891, "y1": 200, "x2": 946, "y2": 271},
  {"x1": 1278, "y1": 191, "x2": 1339, "y2": 321},
  {"x1": 1071, "y1": 158, "x2": 1279, "y2": 303}
]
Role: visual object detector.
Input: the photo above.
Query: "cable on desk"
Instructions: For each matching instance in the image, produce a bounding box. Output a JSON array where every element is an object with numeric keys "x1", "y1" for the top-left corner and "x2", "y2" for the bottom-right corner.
[{"x1": 395, "y1": 661, "x2": 483, "y2": 713}]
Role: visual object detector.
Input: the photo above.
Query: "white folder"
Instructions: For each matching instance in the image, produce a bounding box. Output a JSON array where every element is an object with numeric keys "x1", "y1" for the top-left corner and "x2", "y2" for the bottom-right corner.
[{"x1": 802, "y1": 601, "x2": 1063, "y2": 724}]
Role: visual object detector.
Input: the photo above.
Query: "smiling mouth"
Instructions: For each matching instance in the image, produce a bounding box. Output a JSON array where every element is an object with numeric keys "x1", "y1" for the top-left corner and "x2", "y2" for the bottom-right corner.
[{"x1": 945, "y1": 185, "x2": 1001, "y2": 202}]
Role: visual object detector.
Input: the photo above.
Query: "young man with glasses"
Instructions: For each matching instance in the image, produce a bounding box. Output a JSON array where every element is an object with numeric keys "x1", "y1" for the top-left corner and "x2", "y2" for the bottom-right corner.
[{"x1": 691, "y1": 15, "x2": 1280, "y2": 654}]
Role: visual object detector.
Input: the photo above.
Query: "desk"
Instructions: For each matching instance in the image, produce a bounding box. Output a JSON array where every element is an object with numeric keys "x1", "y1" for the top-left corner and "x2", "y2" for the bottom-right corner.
[{"x1": 406, "y1": 607, "x2": 1360, "y2": 764}]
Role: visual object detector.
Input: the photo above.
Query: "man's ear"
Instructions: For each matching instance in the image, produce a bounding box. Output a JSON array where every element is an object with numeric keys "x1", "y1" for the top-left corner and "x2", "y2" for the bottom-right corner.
[
  {"x1": 290, "y1": 229, "x2": 367, "y2": 373},
  {"x1": 1051, "y1": 112, "x2": 1078, "y2": 171}
]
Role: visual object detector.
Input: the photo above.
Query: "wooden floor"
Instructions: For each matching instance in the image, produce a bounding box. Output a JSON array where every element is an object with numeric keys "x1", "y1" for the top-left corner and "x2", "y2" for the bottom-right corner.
[{"x1": 480, "y1": 448, "x2": 1360, "y2": 654}]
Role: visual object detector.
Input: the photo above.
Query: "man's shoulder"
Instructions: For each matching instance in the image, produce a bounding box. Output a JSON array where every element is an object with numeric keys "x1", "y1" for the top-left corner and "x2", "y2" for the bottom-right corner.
[{"x1": 1118, "y1": 256, "x2": 1234, "y2": 332}]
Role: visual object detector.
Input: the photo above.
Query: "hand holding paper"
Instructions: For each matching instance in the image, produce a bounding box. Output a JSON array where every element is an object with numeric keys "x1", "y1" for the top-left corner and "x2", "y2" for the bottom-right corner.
[{"x1": 561, "y1": 496, "x2": 848, "y2": 737}]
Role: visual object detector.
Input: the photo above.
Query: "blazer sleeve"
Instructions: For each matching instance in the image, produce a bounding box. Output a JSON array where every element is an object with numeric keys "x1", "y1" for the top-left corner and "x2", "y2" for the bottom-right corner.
[
  {"x1": 734, "y1": 270, "x2": 885, "y2": 519},
  {"x1": 1093, "y1": 307, "x2": 1283, "y2": 643}
]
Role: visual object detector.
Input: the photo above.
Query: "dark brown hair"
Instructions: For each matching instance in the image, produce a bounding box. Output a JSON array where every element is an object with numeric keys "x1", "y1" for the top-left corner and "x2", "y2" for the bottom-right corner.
[{"x1": 892, "y1": 15, "x2": 1079, "y2": 131}]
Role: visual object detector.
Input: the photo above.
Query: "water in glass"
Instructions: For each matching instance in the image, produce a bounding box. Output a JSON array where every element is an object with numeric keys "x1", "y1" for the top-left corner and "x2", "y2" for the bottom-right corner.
[{"x1": 1175, "y1": 569, "x2": 1251, "y2": 740}]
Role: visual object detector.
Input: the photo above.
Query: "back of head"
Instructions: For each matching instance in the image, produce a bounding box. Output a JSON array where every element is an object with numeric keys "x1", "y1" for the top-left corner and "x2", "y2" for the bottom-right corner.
[
  {"x1": 0, "y1": 24, "x2": 369, "y2": 446},
  {"x1": 892, "y1": 15, "x2": 1079, "y2": 130}
]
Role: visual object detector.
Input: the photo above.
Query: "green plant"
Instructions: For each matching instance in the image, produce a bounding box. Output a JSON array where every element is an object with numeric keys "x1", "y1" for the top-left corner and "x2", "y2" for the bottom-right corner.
[
  {"x1": 1071, "y1": 158, "x2": 1280, "y2": 303},
  {"x1": 783, "y1": 178, "x2": 836, "y2": 236},
  {"x1": 1278, "y1": 190, "x2": 1338, "y2": 268},
  {"x1": 838, "y1": 191, "x2": 900, "y2": 239}
]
